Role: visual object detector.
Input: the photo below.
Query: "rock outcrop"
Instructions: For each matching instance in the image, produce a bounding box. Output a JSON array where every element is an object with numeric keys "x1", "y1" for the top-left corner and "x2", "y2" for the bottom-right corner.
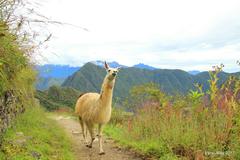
[{"x1": 0, "y1": 91, "x2": 24, "y2": 136}]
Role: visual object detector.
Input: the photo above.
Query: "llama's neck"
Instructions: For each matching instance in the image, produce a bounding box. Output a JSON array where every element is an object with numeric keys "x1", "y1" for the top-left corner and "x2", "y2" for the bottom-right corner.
[{"x1": 99, "y1": 76, "x2": 115, "y2": 108}]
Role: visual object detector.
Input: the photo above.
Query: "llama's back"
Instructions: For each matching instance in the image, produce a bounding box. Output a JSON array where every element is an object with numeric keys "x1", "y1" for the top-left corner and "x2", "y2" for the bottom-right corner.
[{"x1": 75, "y1": 92, "x2": 100, "y2": 121}]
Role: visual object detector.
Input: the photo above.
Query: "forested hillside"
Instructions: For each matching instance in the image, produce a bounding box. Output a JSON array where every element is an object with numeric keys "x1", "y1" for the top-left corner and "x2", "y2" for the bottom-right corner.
[
  {"x1": 36, "y1": 77, "x2": 65, "y2": 90},
  {"x1": 62, "y1": 62, "x2": 239, "y2": 100},
  {"x1": 36, "y1": 86, "x2": 80, "y2": 110},
  {"x1": 0, "y1": 20, "x2": 36, "y2": 135}
]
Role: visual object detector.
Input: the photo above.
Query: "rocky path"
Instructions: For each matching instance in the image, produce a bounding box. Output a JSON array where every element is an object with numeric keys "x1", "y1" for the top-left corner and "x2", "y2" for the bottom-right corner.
[{"x1": 50, "y1": 114, "x2": 143, "y2": 160}]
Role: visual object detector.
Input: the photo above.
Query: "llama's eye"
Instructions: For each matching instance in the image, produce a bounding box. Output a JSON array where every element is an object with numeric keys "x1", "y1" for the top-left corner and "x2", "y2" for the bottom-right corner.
[{"x1": 108, "y1": 69, "x2": 111, "y2": 72}]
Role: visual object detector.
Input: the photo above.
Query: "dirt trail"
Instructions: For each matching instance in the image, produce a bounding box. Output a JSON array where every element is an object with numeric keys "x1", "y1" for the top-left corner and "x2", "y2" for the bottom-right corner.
[{"x1": 50, "y1": 114, "x2": 142, "y2": 160}]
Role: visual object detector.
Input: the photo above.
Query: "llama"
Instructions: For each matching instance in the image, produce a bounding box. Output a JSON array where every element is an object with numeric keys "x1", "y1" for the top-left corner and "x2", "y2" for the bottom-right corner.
[{"x1": 75, "y1": 61, "x2": 120, "y2": 155}]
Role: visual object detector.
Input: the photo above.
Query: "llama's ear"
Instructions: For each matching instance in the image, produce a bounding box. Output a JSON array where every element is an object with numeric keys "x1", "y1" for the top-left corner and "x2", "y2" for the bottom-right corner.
[{"x1": 104, "y1": 61, "x2": 109, "y2": 70}]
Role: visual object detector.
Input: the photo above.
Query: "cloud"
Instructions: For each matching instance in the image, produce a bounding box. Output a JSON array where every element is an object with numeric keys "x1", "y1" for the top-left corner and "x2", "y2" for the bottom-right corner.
[{"x1": 35, "y1": 0, "x2": 240, "y2": 72}]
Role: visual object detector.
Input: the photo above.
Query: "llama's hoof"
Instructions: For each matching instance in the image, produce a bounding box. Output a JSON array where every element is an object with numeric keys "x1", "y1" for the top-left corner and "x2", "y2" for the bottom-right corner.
[
  {"x1": 86, "y1": 144, "x2": 92, "y2": 148},
  {"x1": 99, "y1": 151, "x2": 105, "y2": 155}
]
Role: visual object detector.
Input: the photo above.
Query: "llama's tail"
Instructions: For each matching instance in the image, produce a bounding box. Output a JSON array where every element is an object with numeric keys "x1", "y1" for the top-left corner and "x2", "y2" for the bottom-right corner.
[
  {"x1": 75, "y1": 93, "x2": 86, "y2": 114},
  {"x1": 78, "y1": 93, "x2": 86, "y2": 98}
]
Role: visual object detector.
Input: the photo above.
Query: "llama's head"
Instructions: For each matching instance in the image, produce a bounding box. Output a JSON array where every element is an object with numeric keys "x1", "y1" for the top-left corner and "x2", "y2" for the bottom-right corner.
[{"x1": 104, "y1": 61, "x2": 120, "y2": 81}]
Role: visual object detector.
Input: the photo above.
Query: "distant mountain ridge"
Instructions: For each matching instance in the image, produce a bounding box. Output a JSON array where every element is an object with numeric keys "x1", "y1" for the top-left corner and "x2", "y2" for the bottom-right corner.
[
  {"x1": 36, "y1": 62, "x2": 237, "y2": 92},
  {"x1": 133, "y1": 63, "x2": 157, "y2": 70},
  {"x1": 35, "y1": 64, "x2": 80, "y2": 90},
  {"x1": 35, "y1": 62, "x2": 203, "y2": 79},
  {"x1": 62, "y1": 62, "x2": 239, "y2": 100},
  {"x1": 188, "y1": 70, "x2": 201, "y2": 75},
  {"x1": 35, "y1": 61, "x2": 158, "y2": 90},
  {"x1": 35, "y1": 64, "x2": 80, "y2": 78},
  {"x1": 36, "y1": 77, "x2": 65, "y2": 90},
  {"x1": 90, "y1": 60, "x2": 127, "y2": 68}
]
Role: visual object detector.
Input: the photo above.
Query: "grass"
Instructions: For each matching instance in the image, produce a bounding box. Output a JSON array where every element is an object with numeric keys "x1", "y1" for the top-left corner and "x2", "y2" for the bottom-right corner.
[
  {"x1": 105, "y1": 108, "x2": 238, "y2": 159},
  {"x1": 0, "y1": 106, "x2": 75, "y2": 160},
  {"x1": 104, "y1": 124, "x2": 178, "y2": 160},
  {"x1": 103, "y1": 67, "x2": 240, "y2": 160}
]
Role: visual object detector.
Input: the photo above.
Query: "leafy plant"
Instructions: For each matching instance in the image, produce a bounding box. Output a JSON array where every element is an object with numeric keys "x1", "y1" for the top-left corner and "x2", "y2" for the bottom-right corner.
[
  {"x1": 207, "y1": 64, "x2": 224, "y2": 110},
  {"x1": 188, "y1": 90, "x2": 203, "y2": 104}
]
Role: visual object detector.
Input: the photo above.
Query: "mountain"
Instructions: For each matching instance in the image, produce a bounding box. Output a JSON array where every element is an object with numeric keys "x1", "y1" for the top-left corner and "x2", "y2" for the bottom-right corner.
[
  {"x1": 35, "y1": 64, "x2": 80, "y2": 90},
  {"x1": 133, "y1": 63, "x2": 157, "y2": 70},
  {"x1": 36, "y1": 77, "x2": 65, "y2": 90},
  {"x1": 35, "y1": 64, "x2": 80, "y2": 78},
  {"x1": 188, "y1": 70, "x2": 201, "y2": 75},
  {"x1": 62, "y1": 63, "x2": 106, "y2": 93},
  {"x1": 36, "y1": 86, "x2": 80, "y2": 110},
  {"x1": 90, "y1": 60, "x2": 127, "y2": 68},
  {"x1": 62, "y1": 63, "x2": 238, "y2": 100},
  {"x1": 91, "y1": 61, "x2": 156, "y2": 70}
]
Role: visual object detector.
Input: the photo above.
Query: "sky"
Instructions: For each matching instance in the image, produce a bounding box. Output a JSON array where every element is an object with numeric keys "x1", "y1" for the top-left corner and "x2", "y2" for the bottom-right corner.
[{"x1": 34, "y1": 0, "x2": 240, "y2": 72}]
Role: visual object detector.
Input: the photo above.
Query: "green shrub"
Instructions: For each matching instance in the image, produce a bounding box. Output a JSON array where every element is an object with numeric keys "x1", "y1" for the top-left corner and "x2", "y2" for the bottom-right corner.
[
  {"x1": 0, "y1": 21, "x2": 36, "y2": 107},
  {"x1": 110, "y1": 107, "x2": 132, "y2": 125}
]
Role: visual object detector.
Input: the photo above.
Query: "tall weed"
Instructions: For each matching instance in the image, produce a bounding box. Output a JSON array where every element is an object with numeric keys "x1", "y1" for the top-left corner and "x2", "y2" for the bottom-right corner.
[{"x1": 109, "y1": 64, "x2": 240, "y2": 159}]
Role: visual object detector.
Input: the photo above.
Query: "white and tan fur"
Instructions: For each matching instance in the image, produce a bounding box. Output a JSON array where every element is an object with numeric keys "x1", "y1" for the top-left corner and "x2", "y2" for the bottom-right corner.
[{"x1": 75, "y1": 62, "x2": 119, "y2": 155}]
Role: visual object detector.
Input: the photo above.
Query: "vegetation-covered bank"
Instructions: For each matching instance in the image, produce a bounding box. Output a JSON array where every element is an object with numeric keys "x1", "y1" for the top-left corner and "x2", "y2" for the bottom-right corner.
[
  {"x1": 105, "y1": 65, "x2": 240, "y2": 160},
  {"x1": 0, "y1": 2, "x2": 74, "y2": 160},
  {"x1": 0, "y1": 22, "x2": 36, "y2": 136},
  {"x1": 0, "y1": 106, "x2": 75, "y2": 160}
]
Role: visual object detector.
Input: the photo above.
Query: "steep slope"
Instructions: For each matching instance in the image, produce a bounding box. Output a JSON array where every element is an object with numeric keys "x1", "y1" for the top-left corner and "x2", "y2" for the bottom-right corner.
[
  {"x1": 63, "y1": 63, "x2": 233, "y2": 100},
  {"x1": 152, "y1": 69, "x2": 195, "y2": 93},
  {"x1": 35, "y1": 64, "x2": 80, "y2": 90},
  {"x1": 36, "y1": 77, "x2": 65, "y2": 90},
  {"x1": 0, "y1": 21, "x2": 36, "y2": 136},
  {"x1": 62, "y1": 63, "x2": 153, "y2": 99},
  {"x1": 62, "y1": 63, "x2": 106, "y2": 93},
  {"x1": 193, "y1": 71, "x2": 230, "y2": 91}
]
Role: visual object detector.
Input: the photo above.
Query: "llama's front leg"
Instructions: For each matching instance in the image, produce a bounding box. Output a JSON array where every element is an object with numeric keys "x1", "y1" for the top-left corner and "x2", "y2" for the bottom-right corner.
[
  {"x1": 98, "y1": 124, "x2": 105, "y2": 155},
  {"x1": 86, "y1": 122, "x2": 95, "y2": 148}
]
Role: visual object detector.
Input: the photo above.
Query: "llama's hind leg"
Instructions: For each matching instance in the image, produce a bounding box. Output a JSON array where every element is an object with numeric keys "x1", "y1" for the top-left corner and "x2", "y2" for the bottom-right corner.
[
  {"x1": 98, "y1": 124, "x2": 105, "y2": 155},
  {"x1": 85, "y1": 122, "x2": 95, "y2": 148},
  {"x1": 79, "y1": 117, "x2": 87, "y2": 144}
]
